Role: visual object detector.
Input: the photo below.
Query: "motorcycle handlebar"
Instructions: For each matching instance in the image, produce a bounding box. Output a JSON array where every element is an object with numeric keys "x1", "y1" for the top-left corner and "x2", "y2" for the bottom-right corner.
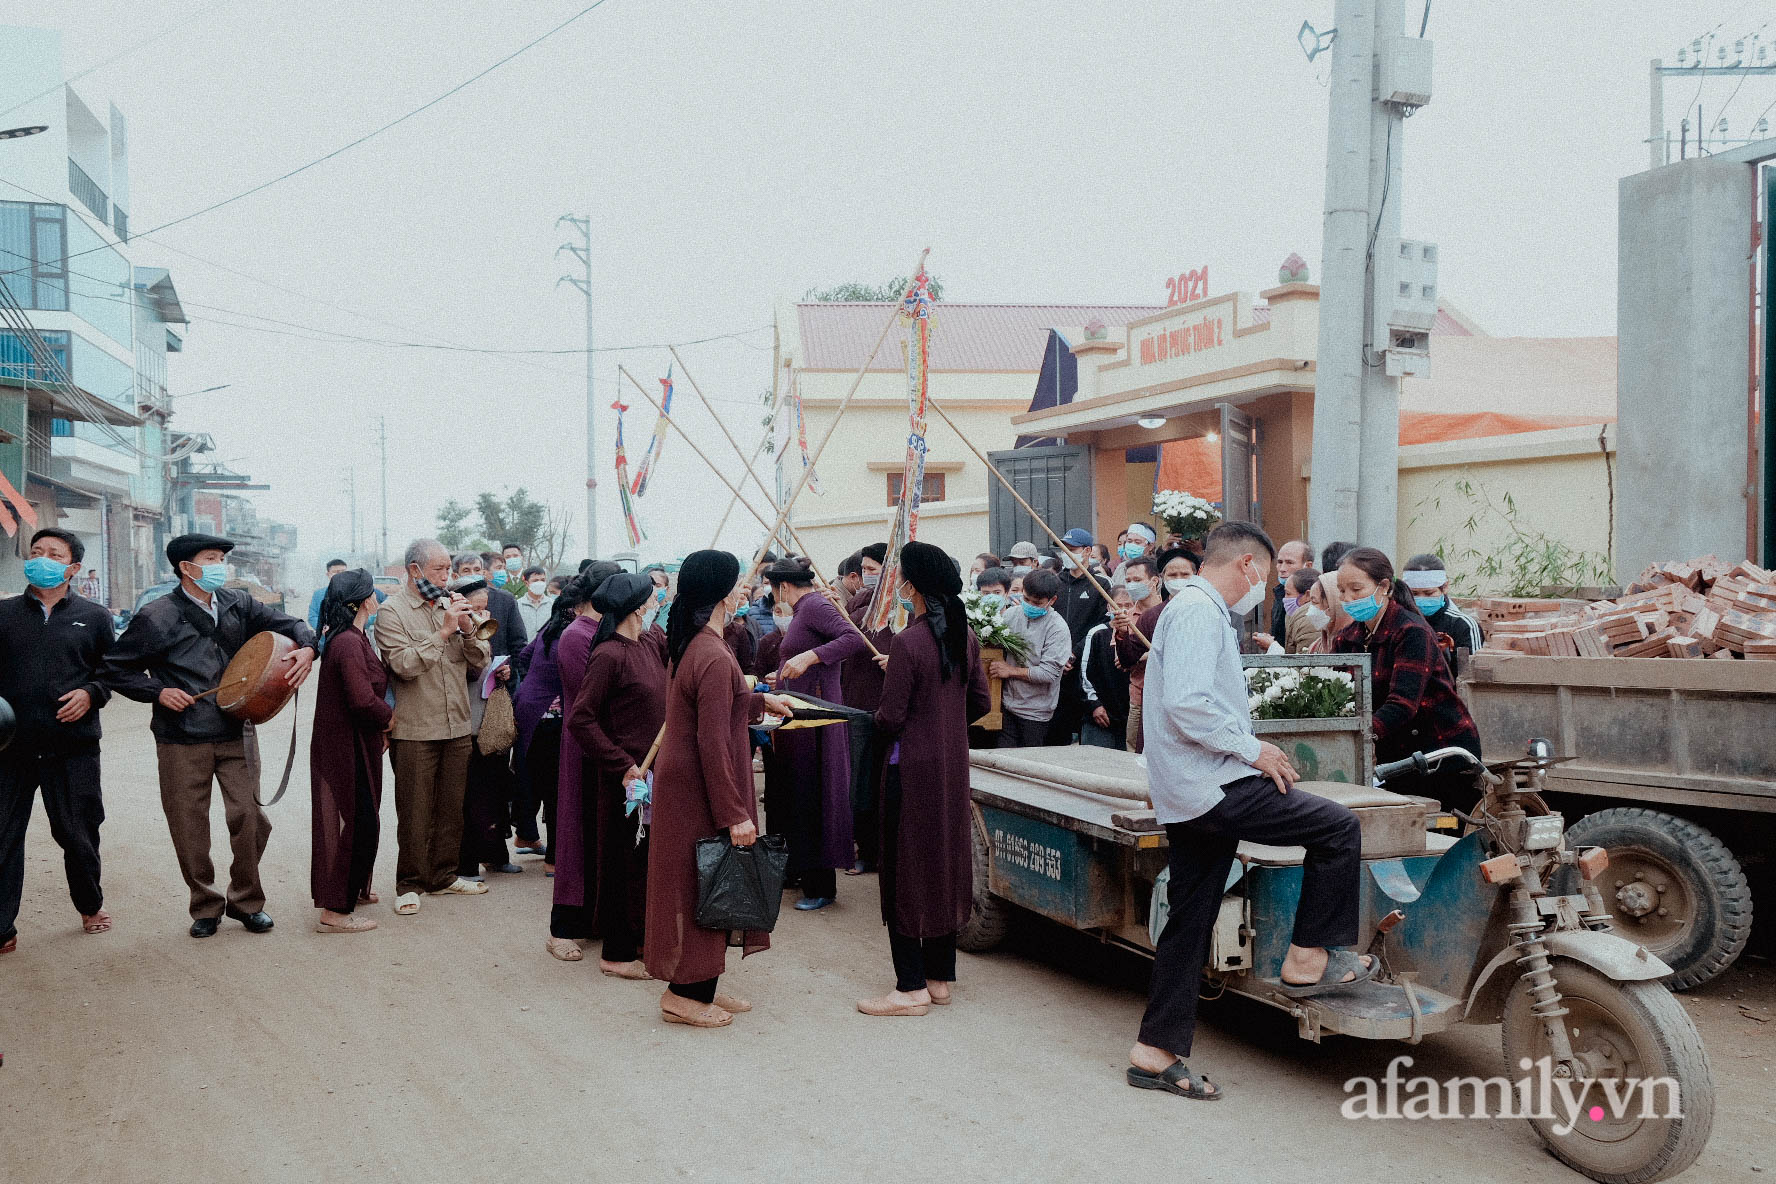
[{"x1": 1376, "y1": 746, "x2": 1484, "y2": 783}]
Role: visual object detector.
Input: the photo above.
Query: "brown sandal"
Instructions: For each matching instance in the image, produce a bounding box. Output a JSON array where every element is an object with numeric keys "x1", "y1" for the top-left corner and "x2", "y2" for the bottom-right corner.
[
  {"x1": 662, "y1": 1004, "x2": 733, "y2": 1028},
  {"x1": 857, "y1": 993, "x2": 930, "y2": 1017},
  {"x1": 599, "y1": 959, "x2": 652, "y2": 980},
  {"x1": 0, "y1": 935, "x2": 15, "y2": 955},
  {"x1": 713, "y1": 991, "x2": 752, "y2": 1014},
  {"x1": 81, "y1": 909, "x2": 112, "y2": 934},
  {"x1": 316, "y1": 914, "x2": 377, "y2": 934}
]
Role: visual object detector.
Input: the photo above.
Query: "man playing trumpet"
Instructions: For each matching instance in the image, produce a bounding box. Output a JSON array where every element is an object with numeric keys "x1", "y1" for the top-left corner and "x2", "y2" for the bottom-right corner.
[
  {"x1": 98, "y1": 533, "x2": 315, "y2": 937},
  {"x1": 376, "y1": 539, "x2": 492, "y2": 915}
]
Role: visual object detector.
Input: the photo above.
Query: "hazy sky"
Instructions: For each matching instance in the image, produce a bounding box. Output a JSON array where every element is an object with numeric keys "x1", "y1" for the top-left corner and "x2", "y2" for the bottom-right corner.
[{"x1": 11, "y1": 1, "x2": 1771, "y2": 582}]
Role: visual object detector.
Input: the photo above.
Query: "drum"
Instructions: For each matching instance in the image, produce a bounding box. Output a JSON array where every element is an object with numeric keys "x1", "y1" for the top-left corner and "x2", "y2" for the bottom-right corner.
[
  {"x1": 0, "y1": 694, "x2": 15, "y2": 752},
  {"x1": 216, "y1": 631, "x2": 299, "y2": 724}
]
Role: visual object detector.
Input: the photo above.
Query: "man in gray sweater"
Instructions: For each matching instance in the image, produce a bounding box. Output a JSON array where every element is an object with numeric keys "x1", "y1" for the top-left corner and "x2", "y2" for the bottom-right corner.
[{"x1": 989, "y1": 568, "x2": 1075, "y2": 748}]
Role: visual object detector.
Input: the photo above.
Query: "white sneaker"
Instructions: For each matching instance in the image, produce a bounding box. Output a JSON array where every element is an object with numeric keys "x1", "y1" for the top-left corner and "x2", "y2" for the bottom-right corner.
[
  {"x1": 393, "y1": 892, "x2": 421, "y2": 915},
  {"x1": 429, "y1": 878, "x2": 488, "y2": 895}
]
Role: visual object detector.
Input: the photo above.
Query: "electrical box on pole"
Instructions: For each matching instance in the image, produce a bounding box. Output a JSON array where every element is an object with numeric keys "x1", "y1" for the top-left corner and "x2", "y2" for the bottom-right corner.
[
  {"x1": 1375, "y1": 238, "x2": 1439, "y2": 377},
  {"x1": 1376, "y1": 36, "x2": 1432, "y2": 106}
]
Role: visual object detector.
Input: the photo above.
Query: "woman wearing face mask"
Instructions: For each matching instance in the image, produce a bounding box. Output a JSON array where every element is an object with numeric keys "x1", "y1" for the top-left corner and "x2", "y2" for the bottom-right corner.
[
  {"x1": 510, "y1": 575, "x2": 597, "y2": 870},
  {"x1": 766, "y1": 557, "x2": 871, "y2": 910},
  {"x1": 839, "y1": 542, "x2": 894, "y2": 876},
  {"x1": 1280, "y1": 568, "x2": 1324, "y2": 653},
  {"x1": 554, "y1": 573, "x2": 666, "y2": 975},
  {"x1": 858, "y1": 541, "x2": 990, "y2": 1016},
  {"x1": 1115, "y1": 548, "x2": 1196, "y2": 753},
  {"x1": 1332, "y1": 548, "x2": 1482, "y2": 810},
  {"x1": 1300, "y1": 571, "x2": 1352, "y2": 654},
  {"x1": 644, "y1": 550, "x2": 792, "y2": 1026},
  {"x1": 549, "y1": 563, "x2": 622, "y2": 923},
  {"x1": 309, "y1": 568, "x2": 391, "y2": 934}
]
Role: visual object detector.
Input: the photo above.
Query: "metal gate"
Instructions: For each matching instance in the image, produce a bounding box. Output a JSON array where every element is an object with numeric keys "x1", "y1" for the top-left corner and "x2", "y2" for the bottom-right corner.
[
  {"x1": 1218, "y1": 403, "x2": 1258, "y2": 525},
  {"x1": 987, "y1": 444, "x2": 1093, "y2": 559}
]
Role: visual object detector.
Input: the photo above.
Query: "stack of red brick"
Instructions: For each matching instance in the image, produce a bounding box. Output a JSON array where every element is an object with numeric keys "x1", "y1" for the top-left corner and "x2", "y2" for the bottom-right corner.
[{"x1": 1473, "y1": 557, "x2": 1776, "y2": 660}]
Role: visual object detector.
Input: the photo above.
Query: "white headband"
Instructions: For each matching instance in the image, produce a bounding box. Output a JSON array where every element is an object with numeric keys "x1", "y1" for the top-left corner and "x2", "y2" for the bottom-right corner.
[
  {"x1": 1402, "y1": 569, "x2": 1447, "y2": 591},
  {"x1": 1126, "y1": 523, "x2": 1157, "y2": 543}
]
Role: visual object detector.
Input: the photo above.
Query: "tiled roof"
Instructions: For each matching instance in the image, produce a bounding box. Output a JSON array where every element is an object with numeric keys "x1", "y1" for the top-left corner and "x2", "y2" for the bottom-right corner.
[{"x1": 795, "y1": 302, "x2": 1162, "y2": 372}]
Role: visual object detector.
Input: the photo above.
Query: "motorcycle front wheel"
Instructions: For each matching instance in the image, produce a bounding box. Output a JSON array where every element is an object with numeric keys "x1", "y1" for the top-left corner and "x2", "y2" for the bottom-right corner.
[{"x1": 1500, "y1": 957, "x2": 1714, "y2": 1183}]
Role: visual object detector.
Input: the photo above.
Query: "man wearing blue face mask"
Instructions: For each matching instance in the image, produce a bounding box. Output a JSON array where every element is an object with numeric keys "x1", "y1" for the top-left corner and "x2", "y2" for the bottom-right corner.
[
  {"x1": 0, "y1": 527, "x2": 117, "y2": 953},
  {"x1": 990, "y1": 568, "x2": 1073, "y2": 748},
  {"x1": 98, "y1": 533, "x2": 316, "y2": 938},
  {"x1": 1402, "y1": 554, "x2": 1480, "y2": 666}
]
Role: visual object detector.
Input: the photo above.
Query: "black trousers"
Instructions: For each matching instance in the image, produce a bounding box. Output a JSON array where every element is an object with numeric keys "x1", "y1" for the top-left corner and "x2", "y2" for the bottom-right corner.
[
  {"x1": 514, "y1": 719, "x2": 562, "y2": 854},
  {"x1": 457, "y1": 741, "x2": 513, "y2": 876},
  {"x1": 669, "y1": 977, "x2": 718, "y2": 1003},
  {"x1": 1046, "y1": 666, "x2": 1086, "y2": 745},
  {"x1": 890, "y1": 930, "x2": 957, "y2": 993},
  {"x1": 997, "y1": 710, "x2": 1051, "y2": 749},
  {"x1": 800, "y1": 867, "x2": 837, "y2": 901},
  {"x1": 1138, "y1": 775, "x2": 1362, "y2": 1056},
  {"x1": 0, "y1": 740, "x2": 104, "y2": 940}
]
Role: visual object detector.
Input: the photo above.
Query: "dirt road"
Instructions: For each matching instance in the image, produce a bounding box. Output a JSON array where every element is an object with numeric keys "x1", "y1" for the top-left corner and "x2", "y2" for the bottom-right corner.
[{"x1": 2, "y1": 700, "x2": 1770, "y2": 1182}]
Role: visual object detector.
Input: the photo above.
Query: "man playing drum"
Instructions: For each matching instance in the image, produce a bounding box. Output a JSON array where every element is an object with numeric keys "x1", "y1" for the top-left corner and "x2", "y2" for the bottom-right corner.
[{"x1": 99, "y1": 534, "x2": 315, "y2": 938}]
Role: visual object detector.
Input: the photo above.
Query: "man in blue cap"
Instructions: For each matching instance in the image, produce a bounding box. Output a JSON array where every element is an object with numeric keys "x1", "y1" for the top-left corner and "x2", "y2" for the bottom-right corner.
[{"x1": 99, "y1": 533, "x2": 316, "y2": 938}]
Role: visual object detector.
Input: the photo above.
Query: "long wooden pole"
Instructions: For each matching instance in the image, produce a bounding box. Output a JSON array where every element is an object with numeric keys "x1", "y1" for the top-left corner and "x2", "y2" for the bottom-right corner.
[
  {"x1": 708, "y1": 433, "x2": 770, "y2": 548},
  {"x1": 925, "y1": 394, "x2": 1149, "y2": 648},
  {"x1": 619, "y1": 366, "x2": 882, "y2": 658},
  {"x1": 751, "y1": 293, "x2": 904, "y2": 568},
  {"x1": 671, "y1": 345, "x2": 787, "y2": 516}
]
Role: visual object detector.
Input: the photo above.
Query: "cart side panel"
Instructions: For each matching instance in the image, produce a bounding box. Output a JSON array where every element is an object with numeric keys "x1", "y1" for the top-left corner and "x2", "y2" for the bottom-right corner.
[{"x1": 978, "y1": 806, "x2": 1122, "y2": 931}]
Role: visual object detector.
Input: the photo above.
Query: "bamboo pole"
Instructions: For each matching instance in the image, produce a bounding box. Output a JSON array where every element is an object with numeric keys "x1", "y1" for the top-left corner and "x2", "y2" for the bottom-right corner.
[
  {"x1": 925, "y1": 394, "x2": 1150, "y2": 649},
  {"x1": 619, "y1": 366, "x2": 882, "y2": 658},
  {"x1": 750, "y1": 284, "x2": 907, "y2": 568},
  {"x1": 708, "y1": 433, "x2": 770, "y2": 548}
]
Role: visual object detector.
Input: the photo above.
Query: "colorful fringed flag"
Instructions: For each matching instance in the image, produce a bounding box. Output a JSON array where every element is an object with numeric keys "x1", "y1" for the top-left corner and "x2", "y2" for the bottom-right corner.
[
  {"x1": 865, "y1": 259, "x2": 936, "y2": 633},
  {"x1": 629, "y1": 366, "x2": 674, "y2": 497},
  {"x1": 774, "y1": 370, "x2": 823, "y2": 497},
  {"x1": 611, "y1": 396, "x2": 646, "y2": 545}
]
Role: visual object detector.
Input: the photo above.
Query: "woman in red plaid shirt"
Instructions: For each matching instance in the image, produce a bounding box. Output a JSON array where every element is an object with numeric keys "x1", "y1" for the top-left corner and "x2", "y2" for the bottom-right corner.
[{"x1": 1332, "y1": 548, "x2": 1483, "y2": 810}]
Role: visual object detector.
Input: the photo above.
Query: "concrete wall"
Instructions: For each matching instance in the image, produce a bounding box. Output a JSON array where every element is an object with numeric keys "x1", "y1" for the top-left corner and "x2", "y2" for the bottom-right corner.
[{"x1": 1616, "y1": 159, "x2": 1754, "y2": 576}]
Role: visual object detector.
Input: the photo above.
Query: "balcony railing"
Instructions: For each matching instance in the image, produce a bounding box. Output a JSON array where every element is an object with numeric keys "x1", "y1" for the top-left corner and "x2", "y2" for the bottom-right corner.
[
  {"x1": 67, "y1": 159, "x2": 108, "y2": 223},
  {"x1": 112, "y1": 205, "x2": 128, "y2": 242}
]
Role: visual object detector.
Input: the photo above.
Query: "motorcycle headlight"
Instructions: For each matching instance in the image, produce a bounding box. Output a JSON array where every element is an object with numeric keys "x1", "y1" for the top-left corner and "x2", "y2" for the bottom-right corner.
[{"x1": 1523, "y1": 813, "x2": 1565, "y2": 851}]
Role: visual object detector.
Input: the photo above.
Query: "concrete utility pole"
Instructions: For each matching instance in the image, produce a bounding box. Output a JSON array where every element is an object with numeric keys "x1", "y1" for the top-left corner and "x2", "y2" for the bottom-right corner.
[
  {"x1": 342, "y1": 467, "x2": 358, "y2": 557},
  {"x1": 557, "y1": 215, "x2": 598, "y2": 560},
  {"x1": 1308, "y1": 0, "x2": 1425, "y2": 554},
  {"x1": 378, "y1": 417, "x2": 389, "y2": 566}
]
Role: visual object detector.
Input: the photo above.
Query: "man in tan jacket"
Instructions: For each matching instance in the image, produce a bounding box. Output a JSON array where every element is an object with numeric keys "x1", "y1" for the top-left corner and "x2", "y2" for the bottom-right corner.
[{"x1": 376, "y1": 538, "x2": 491, "y2": 915}]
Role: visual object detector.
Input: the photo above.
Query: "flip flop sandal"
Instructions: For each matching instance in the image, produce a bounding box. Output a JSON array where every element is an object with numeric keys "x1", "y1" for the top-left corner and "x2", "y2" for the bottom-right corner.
[
  {"x1": 0, "y1": 935, "x2": 16, "y2": 955},
  {"x1": 546, "y1": 938, "x2": 584, "y2": 962},
  {"x1": 358, "y1": 891, "x2": 380, "y2": 905},
  {"x1": 514, "y1": 844, "x2": 546, "y2": 856},
  {"x1": 315, "y1": 915, "x2": 377, "y2": 934},
  {"x1": 1278, "y1": 949, "x2": 1377, "y2": 998},
  {"x1": 393, "y1": 893, "x2": 422, "y2": 916},
  {"x1": 662, "y1": 1005, "x2": 732, "y2": 1028},
  {"x1": 926, "y1": 985, "x2": 952, "y2": 1006},
  {"x1": 857, "y1": 995, "x2": 930, "y2": 1017},
  {"x1": 1127, "y1": 1061, "x2": 1222, "y2": 1101},
  {"x1": 82, "y1": 912, "x2": 112, "y2": 934}
]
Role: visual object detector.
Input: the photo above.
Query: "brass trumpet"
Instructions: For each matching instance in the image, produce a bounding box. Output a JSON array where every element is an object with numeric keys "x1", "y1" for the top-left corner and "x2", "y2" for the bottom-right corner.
[{"x1": 464, "y1": 608, "x2": 499, "y2": 641}]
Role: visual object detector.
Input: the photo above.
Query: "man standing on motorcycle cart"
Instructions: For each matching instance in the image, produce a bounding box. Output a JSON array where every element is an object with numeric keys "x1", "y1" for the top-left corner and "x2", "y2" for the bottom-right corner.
[{"x1": 1128, "y1": 522, "x2": 1375, "y2": 1101}]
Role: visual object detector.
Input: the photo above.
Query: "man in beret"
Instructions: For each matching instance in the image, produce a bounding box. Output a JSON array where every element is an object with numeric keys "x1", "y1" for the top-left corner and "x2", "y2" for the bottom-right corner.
[{"x1": 98, "y1": 534, "x2": 316, "y2": 938}]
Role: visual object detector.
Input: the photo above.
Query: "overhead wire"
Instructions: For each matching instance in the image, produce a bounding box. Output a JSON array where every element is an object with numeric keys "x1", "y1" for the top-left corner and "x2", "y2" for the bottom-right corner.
[{"x1": 55, "y1": 0, "x2": 617, "y2": 267}]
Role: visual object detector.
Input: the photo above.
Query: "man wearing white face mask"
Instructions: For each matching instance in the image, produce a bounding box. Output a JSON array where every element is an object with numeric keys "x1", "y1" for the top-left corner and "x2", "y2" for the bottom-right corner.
[
  {"x1": 99, "y1": 534, "x2": 317, "y2": 937},
  {"x1": 517, "y1": 565, "x2": 556, "y2": 637},
  {"x1": 1129, "y1": 522, "x2": 1369, "y2": 1101}
]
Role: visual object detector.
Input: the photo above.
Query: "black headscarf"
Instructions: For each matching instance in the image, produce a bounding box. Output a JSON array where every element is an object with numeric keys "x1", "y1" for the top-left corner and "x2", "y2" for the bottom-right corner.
[
  {"x1": 581, "y1": 560, "x2": 622, "y2": 594},
  {"x1": 589, "y1": 571, "x2": 655, "y2": 652},
  {"x1": 899, "y1": 540, "x2": 968, "y2": 681},
  {"x1": 540, "y1": 572, "x2": 595, "y2": 653},
  {"x1": 317, "y1": 568, "x2": 376, "y2": 652},
  {"x1": 668, "y1": 549, "x2": 740, "y2": 669},
  {"x1": 762, "y1": 557, "x2": 815, "y2": 586}
]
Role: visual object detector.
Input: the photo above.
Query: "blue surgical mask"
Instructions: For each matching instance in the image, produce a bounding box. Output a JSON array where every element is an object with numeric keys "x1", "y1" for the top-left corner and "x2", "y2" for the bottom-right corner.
[
  {"x1": 366, "y1": 613, "x2": 378, "y2": 631},
  {"x1": 655, "y1": 587, "x2": 668, "y2": 603},
  {"x1": 23, "y1": 556, "x2": 70, "y2": 589},
  {"x1": 188, "y1": 562, "x2": 229, "y2": 593},
  {"x1": 1021, "y1": 602, "x2": 1050, "y2": 620},
  {"x1": 1344, "y1": 592, "x2": 1384, "y2": 623},
  {"x1": 734, "y1": 602, "x2": 750, "y2": 618},
  {"x1": 1118, "y1": 543, "x2": 1143, "y2": 561},
  {"x1": 978, "y1": 593, "x2": 1004, "y2": 612},
  {"x1": 491, "y1": 569, "x2": 509, "y2": 587},
  {"x1": 504, "y1": 557, "x2": 521, "y2": 573},
  {"x1": 1414, "y1": 595, "x2": 1446, "y2": 616}
]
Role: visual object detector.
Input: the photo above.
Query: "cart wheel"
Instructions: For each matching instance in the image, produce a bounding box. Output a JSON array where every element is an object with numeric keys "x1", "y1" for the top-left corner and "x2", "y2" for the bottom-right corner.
[
  {"x1": 1501, "y1": 957, "x2": 1713, "y2": 1184},
  {"x1": 957, "y1": 806, "x2": 1011, "y2": 953},
  {"x1": 1563, "y1": 808, "x2": 1751, "y2": 990}
]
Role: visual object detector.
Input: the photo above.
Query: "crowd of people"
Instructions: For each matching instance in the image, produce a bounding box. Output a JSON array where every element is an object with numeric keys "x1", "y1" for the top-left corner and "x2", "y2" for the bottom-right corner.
[{"x1": 1, "y1": 514, "x2": 1485, "y2": 1075}]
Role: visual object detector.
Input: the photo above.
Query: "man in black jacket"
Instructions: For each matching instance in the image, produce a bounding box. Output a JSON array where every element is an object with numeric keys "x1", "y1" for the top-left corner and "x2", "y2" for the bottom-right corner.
[
  {"x1": 98, "y1": 534, "x2": 315, "y2": 938},
  {"x1": 451, "y1": 552, "x2": 526, "y2": 656},
  {"x1": 0, "y1": 528, "x2": 115, "y2": 954},
  {"x1": 1049, "y1": 528, "x2": 1110, "y2": 745}
]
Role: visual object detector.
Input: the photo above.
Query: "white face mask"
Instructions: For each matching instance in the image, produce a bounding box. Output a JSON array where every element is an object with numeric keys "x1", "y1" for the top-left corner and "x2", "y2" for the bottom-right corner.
[
  {"x1": 772, "y1": 608, "x2": 794, "y2": 630},
  {"x1": 528, "y1": 579, "x2": 547, "y2": 597},
  {"x1": 1164, "y1": 577, "x2": 1190, "y2": 595},
  {"x1": 1230, "y1": 567, "x2": 1267, "y2": 617},
  {"x1": 1305, "y1": 605, "x2": 1331, "y2": 630},
  {"x1": 862, "y1": 570, "x2": 881, "y2": 589},
  {"x1": 1125, "y1": 581, "x2": 1151, "y2": 602}
]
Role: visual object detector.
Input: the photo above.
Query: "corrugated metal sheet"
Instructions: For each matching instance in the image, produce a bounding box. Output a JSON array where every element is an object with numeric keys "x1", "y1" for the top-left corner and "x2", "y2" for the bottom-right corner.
[{"x1": 795, "y1": 302, "x2": 1162, "y2": 372}]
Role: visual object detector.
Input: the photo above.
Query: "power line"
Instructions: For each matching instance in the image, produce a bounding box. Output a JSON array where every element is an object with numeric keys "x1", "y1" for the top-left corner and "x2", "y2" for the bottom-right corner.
[
  {"x1": 0, "y1": 0, "x2": 242, "y2": 120},
  {"x1": 57, "y1": 0, "x2": 616, "y2": 266}
]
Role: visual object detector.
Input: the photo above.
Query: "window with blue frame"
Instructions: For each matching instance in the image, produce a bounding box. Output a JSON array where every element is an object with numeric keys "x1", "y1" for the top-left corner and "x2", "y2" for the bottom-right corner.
[{"x1": 0, "y1": 328, "x2": 70, "y2": 384}]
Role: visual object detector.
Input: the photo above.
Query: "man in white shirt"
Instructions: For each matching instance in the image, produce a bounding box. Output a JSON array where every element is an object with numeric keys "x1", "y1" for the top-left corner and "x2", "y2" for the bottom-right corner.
[
  {"x1": 515, "y1": 565, "x2": 555, "y2": 638},
  {"x1": 1127, "y1": 522, "x2": 1369, "y2": 1102}
]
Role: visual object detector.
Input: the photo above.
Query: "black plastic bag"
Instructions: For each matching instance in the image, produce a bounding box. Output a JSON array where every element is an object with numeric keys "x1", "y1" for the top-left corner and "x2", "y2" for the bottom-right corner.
[{"x1": 694, "y1": 833, "x2": 790, "y2": 933}]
